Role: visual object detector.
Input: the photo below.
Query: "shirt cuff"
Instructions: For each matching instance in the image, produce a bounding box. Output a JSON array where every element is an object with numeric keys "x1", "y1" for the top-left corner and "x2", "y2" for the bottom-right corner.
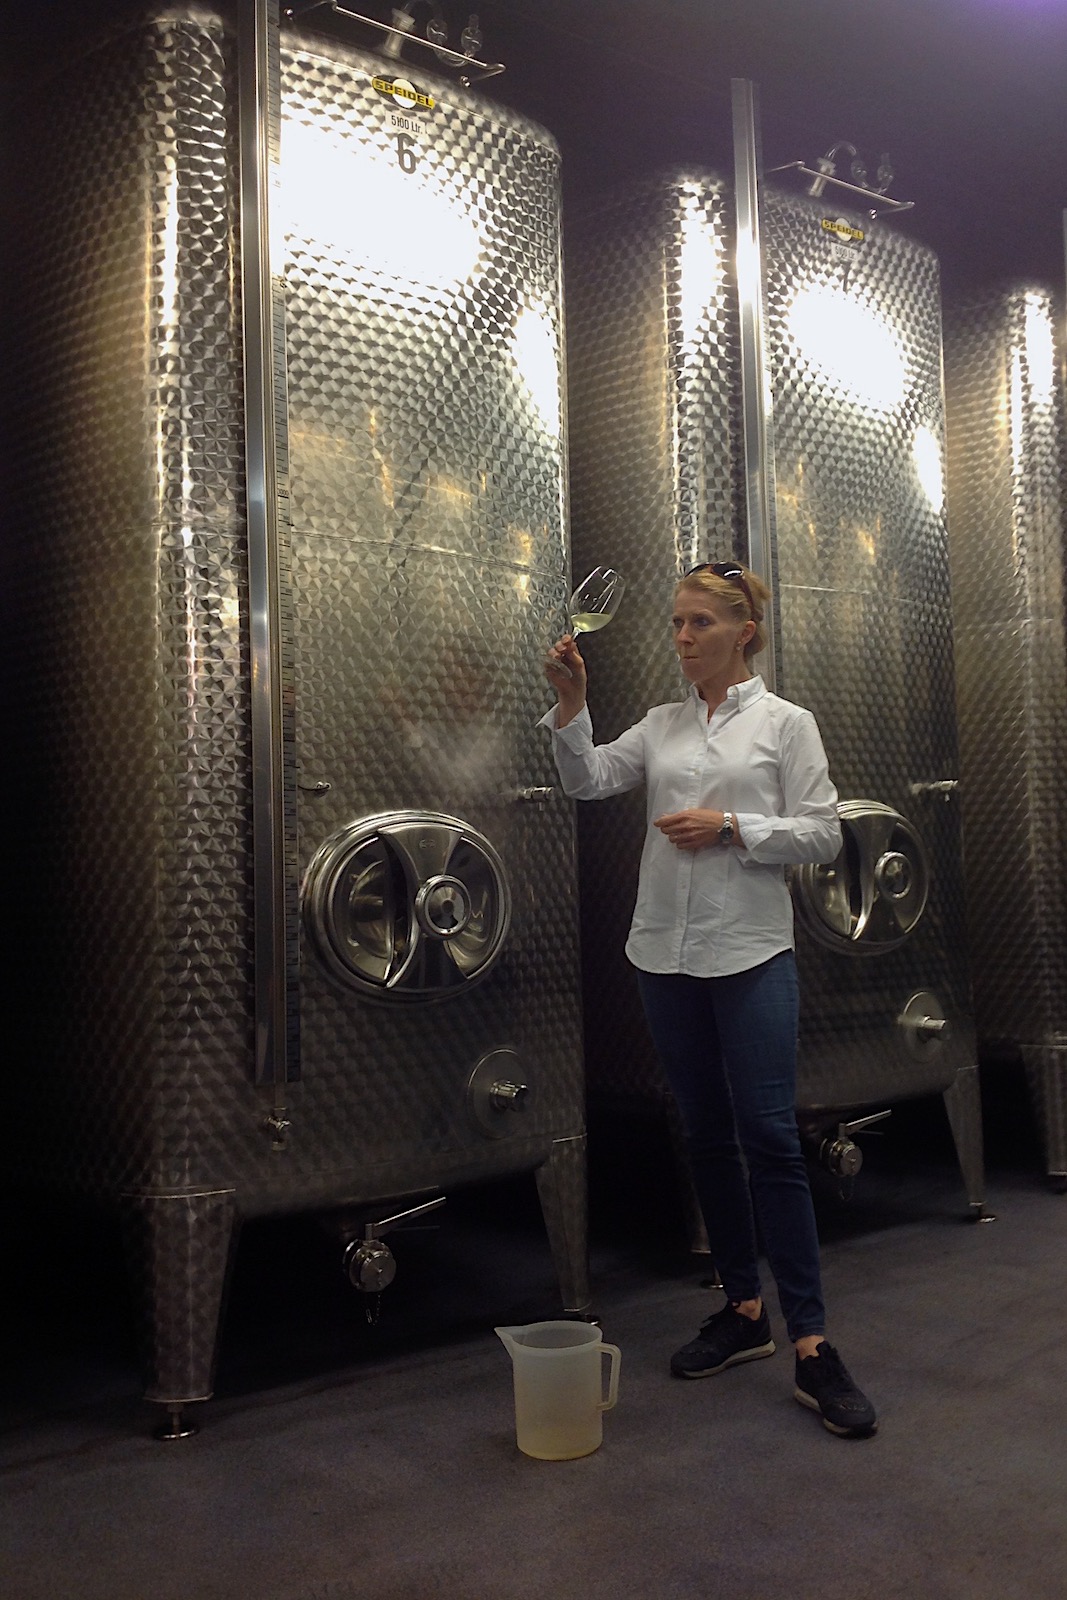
[
  {"x1": 537, "y1": 704, "x2": 593, "y2": 745},
  {"x1": 733, "y1": 812, "x2": 776, "y2": 861}
]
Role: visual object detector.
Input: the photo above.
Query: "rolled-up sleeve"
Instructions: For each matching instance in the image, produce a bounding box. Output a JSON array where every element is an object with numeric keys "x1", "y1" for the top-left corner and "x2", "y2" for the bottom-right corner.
[
  {"x1": 537, "y1": 704, "x2": 648, "y2": 800},
  {"x1": 735, "y1": 708, "x2": 842, "y2": 865}
]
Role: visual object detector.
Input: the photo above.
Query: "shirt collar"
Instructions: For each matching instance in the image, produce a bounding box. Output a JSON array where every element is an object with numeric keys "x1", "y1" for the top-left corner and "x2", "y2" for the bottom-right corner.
[{"x1": 688, "y1": 674, "x2": 766, "y2": 713}]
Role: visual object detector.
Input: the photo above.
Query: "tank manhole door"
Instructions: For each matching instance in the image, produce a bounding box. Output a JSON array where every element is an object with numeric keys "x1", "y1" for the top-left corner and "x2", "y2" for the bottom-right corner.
[
  {"x1": 792, "y1": 800, "x2": 930, "y2": 954},
  {"x1": 303, "y1": 810, "x2": 511, "y2": 1000}
]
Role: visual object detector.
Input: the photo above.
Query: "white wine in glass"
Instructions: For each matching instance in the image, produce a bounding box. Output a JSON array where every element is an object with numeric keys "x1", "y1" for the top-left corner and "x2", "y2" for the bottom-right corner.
[
  {"x1": 552, "y1": 566, "x2": 625, "y2": 677},
  {"x1": 569, "y1": 566, "x2": 625, "y2": 632}
]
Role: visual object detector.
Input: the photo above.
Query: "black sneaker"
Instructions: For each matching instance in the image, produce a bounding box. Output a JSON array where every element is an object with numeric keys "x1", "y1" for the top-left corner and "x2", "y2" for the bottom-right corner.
[
  {"x1": 794, "y1": 1343, "x2": 878, "y2": 1436},
  {"x1": 670, "y1": 1300, "x2": 775, "y2": 1378}
]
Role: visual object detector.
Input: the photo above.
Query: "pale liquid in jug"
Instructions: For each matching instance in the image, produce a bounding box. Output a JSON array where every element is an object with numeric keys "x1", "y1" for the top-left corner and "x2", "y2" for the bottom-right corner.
[{"x1": 513, "y1": 1358, "x2": 603, "y2": 1459}]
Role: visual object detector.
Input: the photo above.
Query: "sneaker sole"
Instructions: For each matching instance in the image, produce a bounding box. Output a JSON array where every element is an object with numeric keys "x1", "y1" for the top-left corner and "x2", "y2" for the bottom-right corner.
[
  {"x1": 672, "y1": 1339, "x2": 776, "y2": 1378},
  {"x1": 793, "y1": 1386, "x2": 878, "y2": 1436}
]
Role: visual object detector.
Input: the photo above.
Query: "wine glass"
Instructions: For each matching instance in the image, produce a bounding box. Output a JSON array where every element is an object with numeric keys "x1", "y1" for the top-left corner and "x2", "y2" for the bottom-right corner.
[
  {"x1": 568, "y1": 566, "x2": 626, "y2": 636},
  {"x1": 550, "y1": 566, "x2": 625, "y2": 679}
]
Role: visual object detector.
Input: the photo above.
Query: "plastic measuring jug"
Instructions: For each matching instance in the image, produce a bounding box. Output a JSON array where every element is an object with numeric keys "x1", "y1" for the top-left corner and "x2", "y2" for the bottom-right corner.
[{"x1": 495, "y1": 1320, "x2": 621, "y2": 1459}]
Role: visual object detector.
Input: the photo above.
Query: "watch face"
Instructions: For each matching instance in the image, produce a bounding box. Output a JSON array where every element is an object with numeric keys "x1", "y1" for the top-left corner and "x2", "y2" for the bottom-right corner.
[{"x1": 720, "y1": 819, "x2": 734, "y2": 842}]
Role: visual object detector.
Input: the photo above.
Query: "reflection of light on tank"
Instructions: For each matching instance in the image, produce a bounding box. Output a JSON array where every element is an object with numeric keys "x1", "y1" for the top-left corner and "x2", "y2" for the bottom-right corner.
[
  {"x1": 280, "y1": 115, "x2": 486, "y2": 293},
  {"x1": 785, "y1": 284, "x2": 907, "y2": 413},
  {"x1": 912, "y1": 425, "x2": 945, "y2": 512},
  {"x1": 511, "y1": 302, "x2": 563, "y2": 437},
  {"x1": 677, "y1": 186, "x2": 724, "y2": 350}
]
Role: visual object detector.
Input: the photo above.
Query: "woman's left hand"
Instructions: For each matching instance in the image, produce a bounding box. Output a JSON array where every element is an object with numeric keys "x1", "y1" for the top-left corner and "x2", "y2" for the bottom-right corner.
[{"x1": 654, "y1": 809, "x2": 731, "y2": 851}]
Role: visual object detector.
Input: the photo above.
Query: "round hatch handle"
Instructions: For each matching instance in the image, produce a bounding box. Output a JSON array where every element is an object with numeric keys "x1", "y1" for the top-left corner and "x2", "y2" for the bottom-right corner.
[
  {"x1": 792, "y1": 800, "x2": 930, "y2": 955},
  {"x1": 303, "y1": 811, "x2": 511, "y2": 1001},
  {"x1": 414, "y1": 875, "x2": 473, "y2": 939}
]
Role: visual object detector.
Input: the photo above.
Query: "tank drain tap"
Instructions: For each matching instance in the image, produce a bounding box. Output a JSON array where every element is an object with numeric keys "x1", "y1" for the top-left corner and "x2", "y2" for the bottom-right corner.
[
  {"x1": 816, "y1": 1109, "x2": 892, "y2": 1178},
  {"x1": 342, "y1": 1194, "x2": 447, "y2": 1293}
]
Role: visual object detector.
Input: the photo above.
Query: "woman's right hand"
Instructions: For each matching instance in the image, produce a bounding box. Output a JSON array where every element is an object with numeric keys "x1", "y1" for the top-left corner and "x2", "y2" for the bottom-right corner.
[{"x1": 544, "y1": 633, "x2": 587, "y2": 723}]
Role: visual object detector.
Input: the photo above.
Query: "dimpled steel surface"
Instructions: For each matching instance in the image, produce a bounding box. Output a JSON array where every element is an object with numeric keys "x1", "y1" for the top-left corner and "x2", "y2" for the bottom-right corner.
[
  {"x1": 5, "y1": 9, "x2": 587, "y2": 1401},
  {"x1": 763, "y1": 188, "x2": 975, "y2": 1111},
  {"x1": 6, "y1": 12, "x2": 257, "y2": 1203},
  {"x1": 944, "y1": 289, "x2": 1067, "y2": 1174},
  {"x1": 565, "y1": 172, "x2": 977, "y2": 1124},
  {"x1": 565, "y1": 175, "x2": 743, "y2": 1105},
  {"x1": 282, "y1": 35, "x2": 583, "y2": 1187}
]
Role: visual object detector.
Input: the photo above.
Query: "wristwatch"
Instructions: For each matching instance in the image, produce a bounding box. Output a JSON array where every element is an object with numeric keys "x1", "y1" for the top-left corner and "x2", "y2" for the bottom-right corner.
[{"x1": 718, "y1": 811, "x2": 735, "y2": 845}]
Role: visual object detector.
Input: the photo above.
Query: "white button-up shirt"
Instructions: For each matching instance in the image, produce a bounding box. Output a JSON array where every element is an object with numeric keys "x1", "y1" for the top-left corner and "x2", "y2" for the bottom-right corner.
[{"x1": 540, "y1": 675, "x2": 842, "y2": 977}]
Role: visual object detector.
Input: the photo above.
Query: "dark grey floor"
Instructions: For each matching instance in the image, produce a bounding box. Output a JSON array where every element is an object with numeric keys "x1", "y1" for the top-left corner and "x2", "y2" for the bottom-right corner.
[{"x1": 2, "y1": 1067, "x2": 1065, "y2": 1600}]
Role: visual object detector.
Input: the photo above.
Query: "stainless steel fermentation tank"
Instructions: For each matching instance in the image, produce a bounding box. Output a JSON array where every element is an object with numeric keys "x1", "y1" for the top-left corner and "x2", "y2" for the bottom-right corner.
[
  {"x1": 564, "y1": 161, "x2": 985, "y2": 1210},
  {"x1": 944, "y1": 287, "x2": 1067, "y2": 1185},
  {"x1": 3, "y1": 2, "x2": 589, "y2": 1426}
]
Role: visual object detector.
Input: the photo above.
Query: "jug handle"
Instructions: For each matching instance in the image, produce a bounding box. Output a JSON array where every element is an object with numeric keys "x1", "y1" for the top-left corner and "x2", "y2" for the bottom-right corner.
[{"x1": 598, "y1": 1342, "x2": 621, "y2": 1413}]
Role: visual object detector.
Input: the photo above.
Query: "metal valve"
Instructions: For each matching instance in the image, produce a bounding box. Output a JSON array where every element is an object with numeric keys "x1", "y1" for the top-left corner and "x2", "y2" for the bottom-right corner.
[
  {"x1": 344, "y1": 1237, "x2": 397, "y2": 1293},
  {"x1": 489, "y1": 1080, "x2": 528, "y2": 1112},
  {"x1": 264, "y1": 1109, "x2": 292, "y2": 1150},
  {"x1": 818, "y1": 1109, "x2": 892, "y2": 1178},
  {"x1": 898, "y1": 991, "x2": 949, "y2": 1055},
  {"x1": 820, "y1": 1133, "x2": 864, "y2": 1179},
  {"x1": 341, "y1": 1195, "x2": 446, "y2": 1293},
  {"x1": 467, "y1": 1048, "x2": 531, "y2": 1136},
  {"x1": 908, "y1": 779, "x2": 959, "y2": 799}
]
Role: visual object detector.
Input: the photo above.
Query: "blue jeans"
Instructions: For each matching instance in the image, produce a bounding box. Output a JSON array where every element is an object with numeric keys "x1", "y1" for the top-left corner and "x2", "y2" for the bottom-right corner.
[{"x1": 636, "y1": 953, "x2": 825, "y2": 1342}]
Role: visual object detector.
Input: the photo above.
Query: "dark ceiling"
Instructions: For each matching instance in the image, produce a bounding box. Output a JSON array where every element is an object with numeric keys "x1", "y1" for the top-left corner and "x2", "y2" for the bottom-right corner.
[{"x1": 6, "y1": 0, "x2": 1067, "y2": 295}]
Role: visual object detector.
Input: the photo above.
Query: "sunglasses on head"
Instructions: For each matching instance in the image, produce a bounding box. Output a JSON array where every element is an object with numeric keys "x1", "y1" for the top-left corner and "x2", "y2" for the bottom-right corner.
[{"x1": 684, "y1": 561, "x2": 757, "y2": 619}]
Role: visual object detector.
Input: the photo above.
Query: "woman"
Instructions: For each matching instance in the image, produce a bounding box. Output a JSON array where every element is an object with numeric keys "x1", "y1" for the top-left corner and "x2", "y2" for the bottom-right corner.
[{"x1": 541, "y1": 560, "x2": 877, "y2": 1438}]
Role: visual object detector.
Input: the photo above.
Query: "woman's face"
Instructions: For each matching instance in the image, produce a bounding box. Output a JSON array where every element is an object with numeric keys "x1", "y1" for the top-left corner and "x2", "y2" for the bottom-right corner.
[{"x1": 671, "y1": 586, "x2": 753, "y2": 689}]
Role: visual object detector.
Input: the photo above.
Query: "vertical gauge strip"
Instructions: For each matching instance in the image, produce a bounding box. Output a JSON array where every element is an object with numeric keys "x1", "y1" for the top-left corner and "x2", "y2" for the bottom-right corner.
[
  {"x1": 731, "y1": 78, "x2": 780, "y2": 694},
  {"x1": 239, "y1": 0, "x2": 300, "y2": 1083}
]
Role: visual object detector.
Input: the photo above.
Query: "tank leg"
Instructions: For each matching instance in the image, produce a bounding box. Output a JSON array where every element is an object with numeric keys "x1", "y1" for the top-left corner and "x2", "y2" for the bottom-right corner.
[
  {"x1": 942, "y1": 1064, "x2": 991, "y2": 1219},
  {"x1": 120, "y1": 1187, "x2": 239, "y2": 1435},
  {"x1": 534, "y1": 1135, "x2": 592, "y2": 1316},
  {"x1": 662, "y1": 1091, "x2": 713, "y2": 1258},
  {"x1": 1021, "y1": 1045, "x2": 1067, "y2": 1188}
]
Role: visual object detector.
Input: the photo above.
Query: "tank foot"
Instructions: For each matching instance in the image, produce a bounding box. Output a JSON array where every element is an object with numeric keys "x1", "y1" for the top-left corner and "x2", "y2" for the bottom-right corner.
[
  {"x1": 1021, "y1": 1045, "x2": 1067, "y2": 1182},
  {"x1": 535, "y1": 1134, "x2": 591, "y2": 1316},
  {"x1": 942, "y1": 1063, "x2": 986, "y2": 1213},
  {"x1": 121, "y1": 1186, "x2": 239, "y2": 1419},
  {"x1": 153, "y1": 1405, "x2": 200, "y2": 1442}
]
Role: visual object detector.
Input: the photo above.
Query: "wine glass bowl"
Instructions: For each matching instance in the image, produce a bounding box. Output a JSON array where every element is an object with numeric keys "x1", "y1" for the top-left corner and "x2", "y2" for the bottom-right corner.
[
  {"x1": 548, "y1": 566, "x2": 625, "y2": 681},
  {"x1": 568, "y1": 567, "x2": 625, "y2": 635}
]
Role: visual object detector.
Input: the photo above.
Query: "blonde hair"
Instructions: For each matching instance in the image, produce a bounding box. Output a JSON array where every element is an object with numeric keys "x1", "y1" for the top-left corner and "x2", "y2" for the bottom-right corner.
[{"x1": 675, "y1": 563, "x2": 771, "y2": 660}]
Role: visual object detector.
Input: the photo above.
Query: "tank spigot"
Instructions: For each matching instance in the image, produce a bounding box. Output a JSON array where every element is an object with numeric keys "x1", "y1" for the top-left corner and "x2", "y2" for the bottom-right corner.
[
  {"x1": 818, "y1": 1109, "x2": 892, "y2": 1179},
  {"x1": 342, "y1": 1196, "x2": 446, "y2": 1293},
  {"x1": 265, "y1": 1109, "x2": 292, "y2": 1150},
  {"x1": 489, "y1": 1080, "x2": 529, "y2": 1112}
]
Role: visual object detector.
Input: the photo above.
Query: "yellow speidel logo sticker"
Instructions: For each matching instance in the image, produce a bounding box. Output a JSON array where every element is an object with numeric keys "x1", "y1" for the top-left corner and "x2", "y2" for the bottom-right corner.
[
  {"x1": 821, "y1": 218, "x2": 865, "y2": 244},
  {"x1": 372, "y1": 75, "x2": 435, "y2": 111}
]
